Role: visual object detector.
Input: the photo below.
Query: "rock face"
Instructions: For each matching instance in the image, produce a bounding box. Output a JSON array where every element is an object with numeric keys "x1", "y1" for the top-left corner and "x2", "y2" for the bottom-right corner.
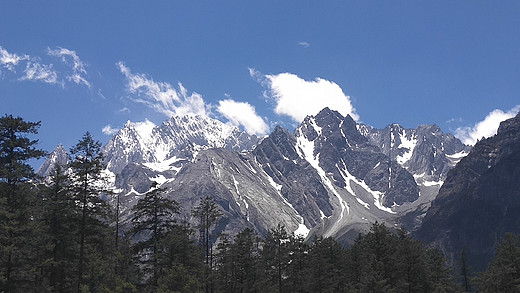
[
  {"x1": 36, "y1": 144, "x2": 69, "y2": 178},
  {"x1": 41, "y1": 108, "x2": 470, "y2": 246},
  {"x1": 416, "y1": 113, "x2": 520, "y2": 271},
  {"x1": 103, "y1": 116, "x2": 260, "y2": 174},
  {"x1": 363, "y1": 123, "x2": 470, "y2": 182}
]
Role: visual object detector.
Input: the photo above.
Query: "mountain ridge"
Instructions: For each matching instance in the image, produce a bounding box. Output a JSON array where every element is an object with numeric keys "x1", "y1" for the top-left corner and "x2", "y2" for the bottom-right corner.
[
  {"x1": 39, "y1": 108, "x2": 470, "y2": 244},
  {"x1": 416, "y1": 112, "x2": 520, "y2": 271}
]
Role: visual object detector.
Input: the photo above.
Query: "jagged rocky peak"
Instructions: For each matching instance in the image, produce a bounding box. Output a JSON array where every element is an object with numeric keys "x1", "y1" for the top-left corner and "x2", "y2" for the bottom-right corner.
[
  {"x1": 103, "y1": 120, "x2": 157, "y2": 174},
  {"x1": 254, "y1": 125, "x2": 299, "y2": 163},
  {"x1": 36, "y1": 144, "x2": 69, "y2": 178},
  {"x1": 362, "y1": 121, "x2": 470, "y2": 183},
  {"x1": 292, "y1": 107, "x2": 419, "y2": 208},
  {"x1": 103, "y1": 114, "x2": 261, "y2": 174},
  {"x1": 497, "y1": 111, "x2": 520, "y2": 136},
  {"x1": 158, "y1": 115, "x2": 259, "y2": 151}
]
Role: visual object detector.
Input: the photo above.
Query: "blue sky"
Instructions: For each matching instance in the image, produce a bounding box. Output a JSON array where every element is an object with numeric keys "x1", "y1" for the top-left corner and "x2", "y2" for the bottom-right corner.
[{"x1": 2, "y1": 1, "x2": 520, "y2": 160}]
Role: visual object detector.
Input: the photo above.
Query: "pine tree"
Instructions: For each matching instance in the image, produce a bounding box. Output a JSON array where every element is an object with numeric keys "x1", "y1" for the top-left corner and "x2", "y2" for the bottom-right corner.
[
  {"x1": 215, "y1": 228, "x2": 261, "y2": 293},
  {"x1": 157, "y1": 223, "x2": 204, "y2": 293},
  {"x1": 192, "y1": 196, "x2": 223, "y2": 293},
  {"x1": 0, "y1": 114, "x2": 45, "y2": 292},
  {"x1": 69, "y1": 132, "x2": 113, "y2": 292},
  {"x1": 284, "y1": 234, "x2": 308, "y2": 293},
  {"x1": 307, "y1": 236, "x2": 345, "y2": 292},
  {"x1": 131, "y1": 182, "x2": 180, "y2": 291},
  {"x1": 459, "y1": 245, "x2": 472, "y2": 292},
  {"x1": 393, "y1": 229, "x2": 430, "y2": 292},
  {"x1": 231, "y1": 228, "x2": 260, "y2": 293},
  {"x1": 261, "y1": 224, "x2": 292, "y2": 293},
  {"x1": 41, "y1": 164, "x2": 80, "y2": 291},
  {"x1": 477, "y1": 233, "x2": 520, "y2": 292}
]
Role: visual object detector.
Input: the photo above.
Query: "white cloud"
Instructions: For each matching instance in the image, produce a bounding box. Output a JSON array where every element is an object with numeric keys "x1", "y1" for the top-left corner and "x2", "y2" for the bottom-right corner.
[
  {"x1": 251, "y1": 69, "x2": 359, "y2": 123},
  {"x1": 102, "y1": 124, "x2": 120, "y2": 135},
  {"x1": 20, "y1": 62, "x2": 60, "y2": 85},
  {"x1": 0, "y1": 46, "x2": 29, "y2": 72},
  {"x1": 217, "y1": 99, "x2": 269, "y2": 135},
  {"x1": 117, "y1": 62, "x2": 207, "y2": 118},
  {"x1": 298, "y1": 41, "x2": 310, "y2": 48},
  {"x1": 454, "y1": 105, "x2": 520, "y2": 145},
  {"x1": 48, "y1": 47, "x2": 90, "y2": 88},
  {"x1": 117, "y1": 107, "x2": 131, "y2": 114}
]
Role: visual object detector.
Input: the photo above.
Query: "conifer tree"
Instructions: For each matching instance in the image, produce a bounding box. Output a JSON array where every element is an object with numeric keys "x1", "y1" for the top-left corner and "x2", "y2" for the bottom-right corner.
[
  {"x1": 192, "y1": 196, "x2": 222, "y2": 293},
  {"x1": 41, "y1": 164, "x2": 80, "y2": 291},
  {"x1": 157, "y1": 222, "x2": 204, "y2": 293},
  {"x1": 231, "y1": 228, "x2": 260, "y2": 293},
  {"x1": 261, "y1": 224, "x2": 292, "y2": 293},
  {"x1": 131, "y1": 182, "x2": 180, "y2": 291},
  {"x1": 215, "y1": 228, "x2": 260, "y2": 293},
  {"x1": 477, "y1": 233, "x2": 520, "y2": 292},
  {"x1": 459, "y1": 245, "x2": 472, "y2": 292},
  {"x1": 69, "y1": 131, "x2": 113, "y2": 292},
  {"x1": 0, "y1": 114, "x2": 45, "y2": 292},
  {"x1": 307, "y1": 236, "x2": 345, "y2": 292},
  {"x1": 284, "y1": 234, "x2": 308, "y2": 293}
]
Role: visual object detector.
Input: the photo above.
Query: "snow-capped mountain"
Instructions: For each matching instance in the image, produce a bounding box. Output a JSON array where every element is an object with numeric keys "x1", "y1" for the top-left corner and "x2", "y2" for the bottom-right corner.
[
  {"x1": 40, "y1": 109, "x2": 471, "y2": 244},
  {"x1": 36, "y1": 144, "x2": 69, "y2": 178},
  {"x1": 362, "y1": 123, "x2": 470, "y2": 184},
  {"x1": 103, "y1": 115, "x2": 260, "y2": 174}
]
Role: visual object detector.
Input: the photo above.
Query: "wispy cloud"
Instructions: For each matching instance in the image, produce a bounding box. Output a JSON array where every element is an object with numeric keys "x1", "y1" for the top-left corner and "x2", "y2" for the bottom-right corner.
[
  {"x1": 454, "y1": 105, "x2": 520, "y2": 145},
  {"x1": 298, "y1": 41, "x2": 310, "y2": 48},
  {"x1": 117, "y1": 107, "x2": 131, "y2": 114},
  {"x1": 251, "y1": 69, "x2": 359, "y2": 123},
  {"x1": 48, "y1": 47, "x2": 90, "y2": 88},
  {"x1": 446, "y1": 117, "x2": 464, "y2": 124},
  {"x1": 20, "y1": 62, "x2": 61, "y2": 85},
  {"x1": 117, "y1": 62, "x2": 207, "y2": 118},
  {"x1": 0, "y1": 45, "x2": 94, "y2": 89},
  {"x1": 0, "y1": 46, "x2": 29, "y2": 72},
  {"x1": 102, "y1": 124, "x2": 120, "y2": 135},
  {"x1": 217, "y1": 99, "x2": 269, "y2": 135}
]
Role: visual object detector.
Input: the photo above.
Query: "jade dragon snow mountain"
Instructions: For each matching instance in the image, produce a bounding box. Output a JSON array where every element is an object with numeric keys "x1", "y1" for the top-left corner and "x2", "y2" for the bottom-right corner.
[{"x1": 38, "y1": 107, "x2": 470, "y2": 244}]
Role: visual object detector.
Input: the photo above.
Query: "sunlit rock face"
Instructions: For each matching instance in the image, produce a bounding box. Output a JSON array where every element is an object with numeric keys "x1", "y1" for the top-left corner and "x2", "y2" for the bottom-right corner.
[{"x1": 40, "y1": 108, "x2": 470, "y2": 246}]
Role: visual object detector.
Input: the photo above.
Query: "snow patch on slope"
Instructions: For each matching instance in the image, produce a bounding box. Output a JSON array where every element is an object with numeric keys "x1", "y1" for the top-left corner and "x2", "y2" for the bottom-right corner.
[
  {"x1": 296, "y1": 133, "x2": 348, "y2": 220},
  {"x1": 396, "y1": 130, "x2": 417, "y2": 165},
  {"x1": 144, "y1": 156, "x2": 182, "y2": 172},
  {"x1": 336, "y1": 160, "x2": 395, "y2": 214}
]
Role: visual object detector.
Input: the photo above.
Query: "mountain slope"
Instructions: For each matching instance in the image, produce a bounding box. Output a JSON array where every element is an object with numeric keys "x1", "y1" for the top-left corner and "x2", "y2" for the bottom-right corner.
[
  {"x1": 40, "y1": 109, "x2": 470, "y2": 246},
  {"x1": 416, "y1": 112, "x2": 520, "y2": 271}
]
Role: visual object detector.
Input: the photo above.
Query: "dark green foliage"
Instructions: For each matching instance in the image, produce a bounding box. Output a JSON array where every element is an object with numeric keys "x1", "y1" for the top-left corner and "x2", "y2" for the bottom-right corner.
[
  {"x1": 215, "y1": 228, "x2": 261, "y2": 293},
  {"x1": 306, "y1": 236, "x2": 345, "y2": 292},
  {"x1": 192, "y1": 196, "x2": 223, "y2": 293},
  {"x1": 69, "y1": 132, "x2": 118, "y2": 292},
  {"x1": 477, "y1": 233, "x2": 520, "y2": 292},
  {"x1": 131, "y1": 182, "x2": 180, "y2": 290},
  {"x1": 261, "y1": 224, "x2": 292, "y2": 293},
  {"x1": 40, "y1": 165, "x2": 80, "y2": 291},
  {"x1": 156, "y1": 223, "x2": 204, "y2": 293},
  {"x1": 0, "y1": 115, "x2": 45, "y2": 292},
  {"x1": 192, "y1": 196, "x2": 223, "y2": 265},
  {"x1": 344, "y1": 223, "x2": 460, "y2": 292}
]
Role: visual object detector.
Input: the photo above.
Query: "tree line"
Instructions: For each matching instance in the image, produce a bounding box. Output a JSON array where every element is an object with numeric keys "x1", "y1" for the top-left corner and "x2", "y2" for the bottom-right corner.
[{"x1": 1, "y1": 114, "x2": 519, "y2": 292}]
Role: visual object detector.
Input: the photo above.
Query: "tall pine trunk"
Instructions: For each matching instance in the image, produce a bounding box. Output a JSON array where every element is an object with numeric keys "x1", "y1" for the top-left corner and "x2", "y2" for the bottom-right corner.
[{"x1": 77, "y1": 173, "x2": 88, "y2": 293}]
